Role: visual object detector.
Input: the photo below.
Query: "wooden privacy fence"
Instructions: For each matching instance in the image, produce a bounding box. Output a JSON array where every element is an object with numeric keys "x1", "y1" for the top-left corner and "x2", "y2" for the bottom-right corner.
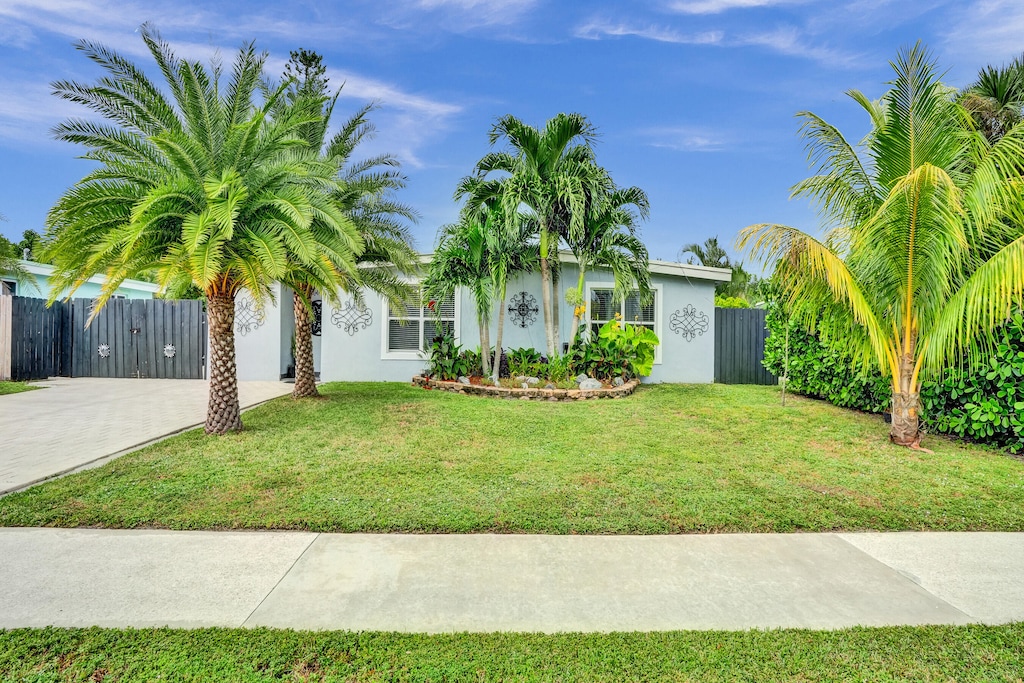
[
  {"x1": 714, "y1": 307, "x2": 777, "y2": 385},
  {"x1": 0, "y1": 296, "x2": 206, "y2": 381}
]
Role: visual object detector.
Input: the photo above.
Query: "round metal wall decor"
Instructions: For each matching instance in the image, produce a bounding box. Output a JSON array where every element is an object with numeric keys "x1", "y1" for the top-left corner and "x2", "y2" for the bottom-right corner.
[
  {"x1": 163, "y1": 344, "x2": 176, "y2": 358},
  {"x1": 311, "y1": 300, "x2": 322, "y2": 337},
  {"x1": 235, "y1": 293, "x2": 265, "y2": 336},
  {"x1": 97, "y1": 343, "x2": 110, "y2": 358},
  {"x1": 331, "y1": 299, "x2": 373, "y2": 336},
  {"x1": 508, "y1": 291, "x2": 539, "y2": 329},
  {"x1": 669, "y1": 305, "x2": 709, "y2": 341}
]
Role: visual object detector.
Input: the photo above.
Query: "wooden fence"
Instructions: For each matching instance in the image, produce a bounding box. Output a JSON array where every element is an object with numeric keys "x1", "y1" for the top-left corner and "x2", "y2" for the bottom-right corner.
[
  {"x1": 0, "y1": 296, "x2": 206, "y2": 381},
  {"x1": 0, "y1": 296, "x2": 11, "y2": 381},
  {"x1": 714, "y1": 307, "x2": 777, "y2": 385}
]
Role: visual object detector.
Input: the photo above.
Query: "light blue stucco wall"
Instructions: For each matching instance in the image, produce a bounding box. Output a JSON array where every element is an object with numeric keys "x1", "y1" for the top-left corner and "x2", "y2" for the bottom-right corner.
[
  {"x1": 8, "y1": 273, "x2": 157, "y2": 300},
  {"x1": 314, "y1": 265, "x2": 719, "y2": 384}
]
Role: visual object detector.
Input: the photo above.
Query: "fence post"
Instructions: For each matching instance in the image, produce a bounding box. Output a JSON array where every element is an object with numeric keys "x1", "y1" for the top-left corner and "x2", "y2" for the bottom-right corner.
[{"x1": 0, "y1": 296, "x2": 11, "y2": 381}]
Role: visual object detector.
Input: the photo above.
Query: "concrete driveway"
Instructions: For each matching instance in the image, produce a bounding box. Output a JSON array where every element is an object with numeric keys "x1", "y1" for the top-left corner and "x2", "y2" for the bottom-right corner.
[{"x1": 0, "y1": 377, "x2": 292, "y2": 494}]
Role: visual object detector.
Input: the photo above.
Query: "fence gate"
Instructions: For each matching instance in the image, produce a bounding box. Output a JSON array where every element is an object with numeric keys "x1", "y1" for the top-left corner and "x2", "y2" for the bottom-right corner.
[
  {"x1": 69, "y1": 299, "x2": 206, "y2": 379},
  {"x1": 714, "y1": 307, "x2": 777, "y2": 385},
  {"x1": 4, "y1": 296, "x2": 64, "y2": 381}
]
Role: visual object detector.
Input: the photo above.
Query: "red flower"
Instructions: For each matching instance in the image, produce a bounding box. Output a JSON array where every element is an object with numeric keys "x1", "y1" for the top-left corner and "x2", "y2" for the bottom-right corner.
[{"x1": 427, "y1": 299, "x2": 437, "y2": 311}]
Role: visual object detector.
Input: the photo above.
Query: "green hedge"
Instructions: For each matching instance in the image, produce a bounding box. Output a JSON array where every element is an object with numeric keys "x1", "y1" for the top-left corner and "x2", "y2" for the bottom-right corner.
[{"x1": 764, "y1": 300, "x2": 1024, "y2": 453}]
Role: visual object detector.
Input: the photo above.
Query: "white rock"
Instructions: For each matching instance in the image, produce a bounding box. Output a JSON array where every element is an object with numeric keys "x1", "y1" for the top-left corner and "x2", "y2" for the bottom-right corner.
[
  {"x1": 579, "y1": 378, "x2": 603, "y2": 391},
  {"x1": 457, "y1": 376, "x2": 470, "y2": 385}
]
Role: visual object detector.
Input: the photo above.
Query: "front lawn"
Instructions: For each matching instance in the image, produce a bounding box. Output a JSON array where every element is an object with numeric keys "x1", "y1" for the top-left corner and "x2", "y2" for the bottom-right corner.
[
  {"x1": 1, "y1": 383, "x2": 1022, "y2": 533},
  {"x1": 0, "y1": 381, "x2": 39, "y2": 395},
  {"x1": 2, "y1": 624, "x2": 1023, "y2": 682}
]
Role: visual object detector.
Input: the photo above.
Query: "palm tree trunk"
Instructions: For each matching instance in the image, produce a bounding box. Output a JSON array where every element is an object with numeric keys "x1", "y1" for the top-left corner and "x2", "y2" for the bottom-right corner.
[
  {"x1": 568, "y1": 267, "x2": 586, "y2": 352},
  {"x1": 205, "y1": 292, "x2": 243, "y2": 434},
  {"x1": 493, "y1": 284, "x2": 506, "y2": 381},
  {"x1": 539, "y1": 226, "x2": 555, "y2": 356},
  {"x1": 551, "y1": 262, "x2": 560, "y2": 353},
  {"x1": 292, "y1": 287, "x2": 319, "y2": 399},
  {"x1": 479, "y1": 312, "x2": 491, "y2": 377},
  {"x1": 890, "y1": 354, "x2": 920, "y2": 446}
]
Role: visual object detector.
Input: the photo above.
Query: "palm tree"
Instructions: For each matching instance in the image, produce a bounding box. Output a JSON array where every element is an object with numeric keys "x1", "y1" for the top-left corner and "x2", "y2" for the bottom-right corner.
[
  {"x1": 0, "y1": 215, "x2": 34, "y2": 293},
  {"x1": 274, "y1": 51, "x2": 417, "y2": 399},
  {"x1": 424, "y1": 212, "x2": 494, "y2": 376},
  {"x1": 469, "y1": 113, "x2": 604, "y2": 356},
  {"x1": 681, "y1": 236, "x2": 756, "y2": 301},
  {"x1": 961, "y1": 55, "x2": 1024, "y2": 142},
  {"x1": 564, "y1": 184, "x2": 652, "y2": 348},
  {"x1": 739, "y1": 43, "x2": 1024, "y2": 448},
  {"x1": 45, "y1": 27, "x2": 361, "y2": 433}
]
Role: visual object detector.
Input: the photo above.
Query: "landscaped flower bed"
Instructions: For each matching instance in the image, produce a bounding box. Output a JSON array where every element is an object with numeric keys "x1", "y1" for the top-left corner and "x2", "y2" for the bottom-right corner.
[{"x1": 413, "y1": 374, "x2": 640, "y2": 400}]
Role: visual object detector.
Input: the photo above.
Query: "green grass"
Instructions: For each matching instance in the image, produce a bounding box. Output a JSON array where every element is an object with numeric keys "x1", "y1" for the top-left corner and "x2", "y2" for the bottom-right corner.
[
  {"x1": 1, "y1": 383, "x2": 1022, "y2": 533},
  {"x1": 0, "y1": 381, "x2": 39, "y2": 395},
  {"x1": 2, "y1": 624, "x2": 1023, "y2": 681}
]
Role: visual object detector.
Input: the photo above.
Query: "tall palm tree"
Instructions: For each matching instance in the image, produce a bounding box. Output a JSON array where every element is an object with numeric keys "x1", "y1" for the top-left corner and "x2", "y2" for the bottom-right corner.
[
  {"x1": 739, "y1": 44, "x2": 1024, "y2": 448},
  {"x1": 564, "y1": 184, "x2": 652, "y2": 348},
  {"x1": 45, "y1": 27, "x2": 361, "y2": 433},
  {"x1": 468, "y1": 113, "x2": 604, "y2": 356},
  {"x1": 961, "y1": 55, "x2": 1024, "y2": 142},
  {"x1": 274, "y1": 51, "x2": 417, "y2": 399},
  {"x1": 424, "y1": 212, "x2": 494, "y2": 376},
  {"x1": 679, "y1": 237, "x2": 730, "y2": 269}
]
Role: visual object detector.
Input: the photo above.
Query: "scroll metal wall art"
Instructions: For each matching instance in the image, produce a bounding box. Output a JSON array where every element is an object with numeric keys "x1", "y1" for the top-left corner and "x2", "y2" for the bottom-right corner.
[
  {"x1": 235, "y1": 294, "x2": 266, "y2": 336},
  {"x1": 311, "y1": 300, "x2": 322, "y2": 336},
  {"x1": 508, "y1": 291, "x2": 539, "y2": 329},
  {"x1": 332, "y1": 299, "x2": 373, "y2": 336},
  {"x1": 670, "y1": 305, "x2": 709, "y2": 341}
]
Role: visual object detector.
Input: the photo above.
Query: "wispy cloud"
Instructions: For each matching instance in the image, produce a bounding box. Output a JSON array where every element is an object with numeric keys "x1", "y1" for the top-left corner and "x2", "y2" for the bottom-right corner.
[
  {"x1": 737, "y1": 26, "x2": 860, "y2": 66},
  {"x1": 379, "y1": 0, "x2": 539, "y2": 34},
  {"x1": 666, "y1": 0, "x2": 799, "y2": 14},
  {"x1": 0, "y1": 0, "x2": 464, "y2": 164},
  {"x1": 641, "y1": 126, "x2": 731, "y2": 152},
  {"x1": 575, "y1": 19, "x2": 723, "y2": 45},
  {"x1": 943, "y1": 0, "x2": 1024, "y2": 66}
]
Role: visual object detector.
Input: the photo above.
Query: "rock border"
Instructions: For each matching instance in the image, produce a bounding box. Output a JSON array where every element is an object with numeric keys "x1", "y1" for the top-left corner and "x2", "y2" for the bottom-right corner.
[{"x1": 412, "y1": 375, "x2": 641, "y2": 401}]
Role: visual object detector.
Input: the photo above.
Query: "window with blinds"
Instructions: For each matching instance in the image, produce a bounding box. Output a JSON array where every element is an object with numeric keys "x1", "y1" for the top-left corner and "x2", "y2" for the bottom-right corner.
[
  {"x1": 589, "y1": 288, "x2": 656, "y2": 337},
  {"x1": 385, "y1": 289, "x2": 456, "y2": 356}
]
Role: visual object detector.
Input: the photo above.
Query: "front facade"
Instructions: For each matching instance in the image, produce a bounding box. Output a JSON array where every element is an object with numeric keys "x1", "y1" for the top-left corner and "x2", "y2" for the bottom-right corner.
[{"x1": 234, "y1": 255, "x2": 730, "y2": 384}]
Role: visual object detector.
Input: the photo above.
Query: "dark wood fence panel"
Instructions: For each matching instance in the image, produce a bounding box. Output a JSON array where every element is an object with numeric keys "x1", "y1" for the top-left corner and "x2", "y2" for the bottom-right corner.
[
  {"x1": 714, "y1": 307, "x2": 777, "y2": 385},
  {"x1": 8, "y1": 297, "x2": 65, "y2": 381},
  {"x1": 9, "y1": 297, "x2": 206, "y2": 380}
]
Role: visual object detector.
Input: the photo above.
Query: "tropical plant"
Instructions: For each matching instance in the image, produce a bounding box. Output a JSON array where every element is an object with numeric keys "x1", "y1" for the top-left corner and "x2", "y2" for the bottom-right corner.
[
  {"x1": 961, "y1": 54, "x2": 1024, "y2": 142},
  {"x1": 739, "y1": 43, "x2": 1024, "y2": 448},
  {"x1": 451, "y1": 182, "x2": 538, "y2": 380},
  {"x1": 424, "y1": 212, "x2": 495, "y2": 377},
  {"x1": 45, "y1": 27, "x2": 361, "y2": 433},
  {"x1": 597, "y1": 316, "x2": 660, "y2": 377},
  {"x1": 563, "y1": 183, "x2": 652, "y2": 349},
  {"x1": 466, "y1": 113, "x2": 605, "y2": 356},
  {"x1": 273, "y1": 49, "x2": 418, "y2": 399},
  {"x1": 505, "y1": 347, "x2": 543, "y2": 378},
  {"x1": 715, "y1": 295, "x2": 750, "y2": 308},
  {"x1": 426, "y1": 329, "x2": 470, "y2": 380},
  {"x1": 681, "y1": 236, "x2": 757, "y2": 301}
]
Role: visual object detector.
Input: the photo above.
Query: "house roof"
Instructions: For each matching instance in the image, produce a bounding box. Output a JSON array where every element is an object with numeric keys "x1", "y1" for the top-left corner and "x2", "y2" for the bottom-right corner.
[
  {"x1": 17, "y1": 260, "x2": 161, "y2": 293},
  {"x1": 407, "y1": 251, "x2": 732, "y2": 283}
]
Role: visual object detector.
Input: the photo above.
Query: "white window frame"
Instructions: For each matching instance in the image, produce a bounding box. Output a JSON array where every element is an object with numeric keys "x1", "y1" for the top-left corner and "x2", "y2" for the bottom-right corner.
[
  {"x1": 380, "y1": 283, "x2": 461, "y2": 360},
  {"x1": 585, "y1": 282, "x2": 663, "y2": 365}
]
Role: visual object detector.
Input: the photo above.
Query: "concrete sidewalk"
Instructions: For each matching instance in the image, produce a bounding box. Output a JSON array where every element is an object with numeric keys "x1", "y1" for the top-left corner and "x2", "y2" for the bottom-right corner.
[
  {"x1": 0, "y1": 378, "x2": 292, "y2": 495},
  {"x1": 1, "y1": 529, "x2": 1021, "y2": 632}
]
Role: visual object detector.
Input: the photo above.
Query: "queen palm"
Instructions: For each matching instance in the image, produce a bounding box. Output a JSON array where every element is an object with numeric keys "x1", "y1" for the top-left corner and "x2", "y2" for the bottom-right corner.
[
  {"x1": 563, "y1": 183, "x2": 652, "y2": 348},
  {"x1": 470, "y1": 113, "x2": 604, "y2": 356},
  {"x1": 739, "y1": 44, "x2": 1024, "y2": 448},
  {"x1": 45, "y1": 27, "x2": 361, "y2": 433},
  {"x1": 275, "y1": 52, "x2": 417, "y2": 398}
]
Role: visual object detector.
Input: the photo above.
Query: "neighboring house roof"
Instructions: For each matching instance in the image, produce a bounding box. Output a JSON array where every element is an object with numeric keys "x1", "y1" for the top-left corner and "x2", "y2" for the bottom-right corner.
[
  {"x1": 13, "y1": 260, "x2": 161, "y2": 295},
  {"x1": 404, "y1": 251, "x2": 733, "y2": 283}
]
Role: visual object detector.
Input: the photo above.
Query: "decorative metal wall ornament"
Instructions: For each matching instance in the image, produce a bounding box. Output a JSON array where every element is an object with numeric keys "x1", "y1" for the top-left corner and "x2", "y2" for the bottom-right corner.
[
  {"x1": 97, "y1": 343, "x2": 110, "y2": 358},
  {"x1": 163, "y1": 344, "x2": 176, "y2": 359},
  {"x1": 234, "y1": 294, "x2": 265, "y2": 336},
  {"x1": 311, "y1": 300, "x2": 322, "y2": 337},
  {"x1": 670, "y1": 305, "x2": 710, "y2": 341},
  {"x1": 508, "y1": 291, "x2": 539, "y2": 329},
  {"x1": 331, "y1": 299, "x2": 373, "y2": 336}
]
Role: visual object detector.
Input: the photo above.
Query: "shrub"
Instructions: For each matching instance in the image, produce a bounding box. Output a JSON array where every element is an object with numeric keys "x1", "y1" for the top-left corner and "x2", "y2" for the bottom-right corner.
[
  {"x1": 715, "y1": 295, "x2": 750, "y2": 308},
  {"x1": 427, "y1": 331, "x2": 471, "y2": 380},
  {"x1": 506, "y1": 348, "x2": 544, "y2": 378},
  {"x1": 765, "y1": 294, "x2": 1024, "y2": 453},
  {"x1": 568, "y1": 317, "x2": 660, "y2": 380}
]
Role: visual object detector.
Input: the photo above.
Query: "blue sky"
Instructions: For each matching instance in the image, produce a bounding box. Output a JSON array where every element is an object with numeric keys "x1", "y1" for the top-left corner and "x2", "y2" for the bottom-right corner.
[{"x1": 0, "y1": 0, "x2": 1020, "y2": 266}]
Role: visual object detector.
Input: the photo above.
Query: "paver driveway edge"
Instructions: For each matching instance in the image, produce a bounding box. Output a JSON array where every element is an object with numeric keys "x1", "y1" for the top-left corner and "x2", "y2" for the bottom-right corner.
[{"x1": 0, "y1": 379, "x2": 292, "y2": 497}]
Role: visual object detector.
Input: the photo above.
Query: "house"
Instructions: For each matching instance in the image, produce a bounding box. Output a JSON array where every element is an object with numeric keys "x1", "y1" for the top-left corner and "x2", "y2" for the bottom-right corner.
[
  {"x1": 233, "y1": 254, "x2": 731, "y2": 384},
  {"x1": 1, "y1": 260, "x2": 160, "y2": 300}
]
